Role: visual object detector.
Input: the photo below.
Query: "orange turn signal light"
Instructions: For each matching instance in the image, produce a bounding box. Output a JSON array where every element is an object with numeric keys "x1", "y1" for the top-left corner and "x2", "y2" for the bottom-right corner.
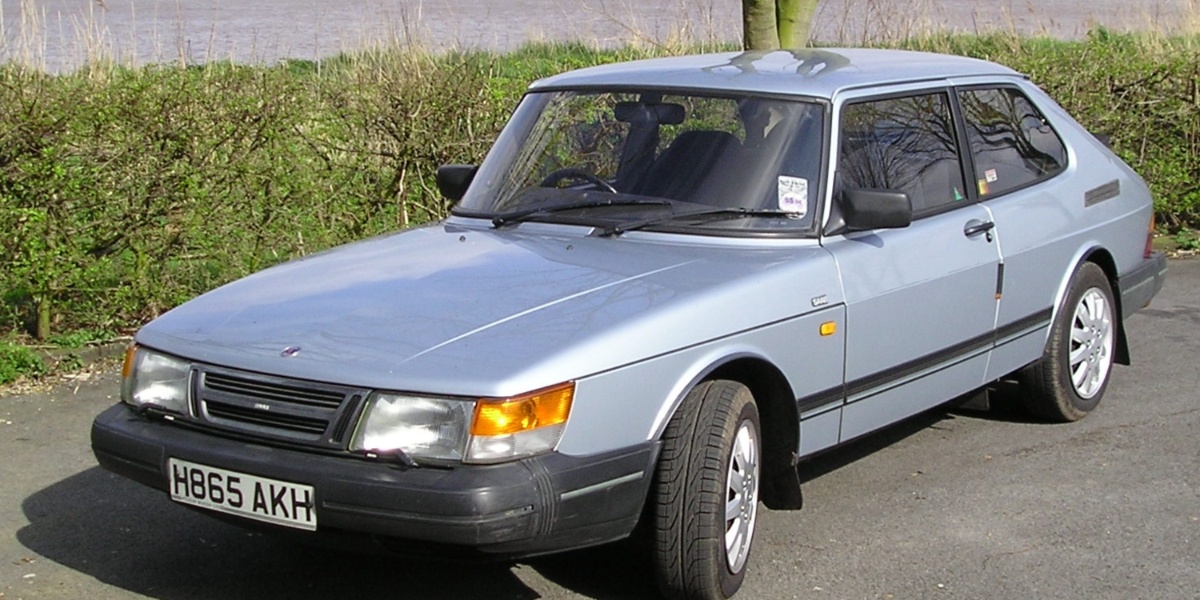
[
  {"x1": 471, "y1": 382, "x2": 574, "y2": 436},
  {"x1": 122, "y1": 345, "x2": 138, "y2": 378}
]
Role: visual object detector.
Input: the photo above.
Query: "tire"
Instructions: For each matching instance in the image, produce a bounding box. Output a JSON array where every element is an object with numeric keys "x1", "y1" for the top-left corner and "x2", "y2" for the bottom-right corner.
[
  {"x1": 1020, "y1": 262, "x2": 1116, "y2": 422},
  {"x1": 651, "y1": 380, "x2": 761, "y2": 600}
]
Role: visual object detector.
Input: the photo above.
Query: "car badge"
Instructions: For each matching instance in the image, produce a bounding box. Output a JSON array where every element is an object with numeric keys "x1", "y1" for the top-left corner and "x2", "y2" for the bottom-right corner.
[{"x1": 280, "y1": 345, "x2": 302, "y2": 357}]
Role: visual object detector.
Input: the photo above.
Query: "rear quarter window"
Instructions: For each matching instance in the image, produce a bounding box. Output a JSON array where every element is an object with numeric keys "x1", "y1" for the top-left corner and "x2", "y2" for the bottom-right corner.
[{"x1": 958, "y1": 87, "x2": 1067, "y2": 198}]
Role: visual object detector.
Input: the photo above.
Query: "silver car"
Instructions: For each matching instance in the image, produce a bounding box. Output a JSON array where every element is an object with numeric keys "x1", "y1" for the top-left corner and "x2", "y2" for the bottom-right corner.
[{"x1": 93, "y1": 49, "x2": 1166, "y2": 600}]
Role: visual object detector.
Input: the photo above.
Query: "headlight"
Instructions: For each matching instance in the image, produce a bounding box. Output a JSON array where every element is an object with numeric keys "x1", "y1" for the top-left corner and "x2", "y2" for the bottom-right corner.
[
  {"x1": 121, "y1": 345, "x2": 191, "y2": 414},
  {"x1": 351, "y1": 382, "x2": 574, "y2": 464},
  {"x1": 350, "y1": 393, "x2": 473, "y2": 461}
]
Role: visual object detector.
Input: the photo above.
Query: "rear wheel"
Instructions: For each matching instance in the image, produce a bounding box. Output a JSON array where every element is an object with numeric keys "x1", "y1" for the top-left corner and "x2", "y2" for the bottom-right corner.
[
  {"x1": 1021, "y1": 262, "x2": 1116, "y2": 421},
  {"x1": 651, "y1": 380, "x2": 761, "y2": 600}
]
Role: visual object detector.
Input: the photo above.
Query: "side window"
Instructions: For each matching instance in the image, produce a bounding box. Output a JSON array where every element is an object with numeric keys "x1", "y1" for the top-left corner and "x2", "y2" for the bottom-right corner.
[
  {"x1": 958, "y1": 87, "x2": 1067, "y2": 197},
  {"x1": 838, "y1": 92, "x2": 967, "y2": 215}
]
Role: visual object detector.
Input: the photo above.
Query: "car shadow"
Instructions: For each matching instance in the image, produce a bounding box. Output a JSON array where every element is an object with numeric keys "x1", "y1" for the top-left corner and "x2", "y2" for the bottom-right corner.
[
  {"x1": 946, "y1": 378, "x2": 1051, "y2": 425},
  {"x1": 18, "y1": 467, "x2": 542, "y2": 600},
  {"x1": 796, "y1": 406, "x2": 954, "y2": 484},
  {"x1": 796, "y1": 381, "x2": 1046, "y2": 484},
  {"x1": 525, "y1": 538, "x2": 660, "y2": 600}
]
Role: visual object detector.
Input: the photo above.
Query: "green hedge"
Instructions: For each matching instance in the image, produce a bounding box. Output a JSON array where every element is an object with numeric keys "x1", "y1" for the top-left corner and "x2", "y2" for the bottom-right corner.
[
  {"x1": 1, "y1": 34, "x2": 1197, "y2": 345},
  {"x1": 898, "y1": 29, "x2": 1200, "y2": 229}
]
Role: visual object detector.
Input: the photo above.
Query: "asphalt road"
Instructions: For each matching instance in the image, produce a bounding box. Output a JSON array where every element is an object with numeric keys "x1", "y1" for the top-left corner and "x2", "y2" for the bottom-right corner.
[{"x1": 3, "y1": 259, "x2": 1197, "y2": 600}]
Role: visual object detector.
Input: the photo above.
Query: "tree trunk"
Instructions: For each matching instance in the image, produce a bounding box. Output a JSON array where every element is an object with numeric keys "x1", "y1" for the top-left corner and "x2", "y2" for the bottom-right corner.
[
  {"x1": 744, "y1": 0, "x2": 820, "y2": 50},
  {"x1": 776, "y1": 0, "x2": 819, "y2": 48},
  {"x1": 35, "y1": 294, "x2": 51, "y2": 341},
  {"x1": 743, "y1": 0, "x2": 779, "y2": 50}
]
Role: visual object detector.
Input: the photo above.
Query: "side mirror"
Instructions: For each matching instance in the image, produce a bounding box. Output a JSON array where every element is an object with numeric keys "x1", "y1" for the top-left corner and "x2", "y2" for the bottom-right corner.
[
  {"x1": 841, "y1": 187, "x2": 913, "y2": 232},
  {"x1": 436, "y1": 164, "x2": 478, "y2": 201}
]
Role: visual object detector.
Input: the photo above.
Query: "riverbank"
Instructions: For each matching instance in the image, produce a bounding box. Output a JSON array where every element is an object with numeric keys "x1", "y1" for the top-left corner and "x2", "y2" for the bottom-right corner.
[
  {"x1": 3, "y1": 0, "x2": 1196, "y2": 73},
  {"x1": 1, "y1": 32, "x2": 1198, "y2": 383}
]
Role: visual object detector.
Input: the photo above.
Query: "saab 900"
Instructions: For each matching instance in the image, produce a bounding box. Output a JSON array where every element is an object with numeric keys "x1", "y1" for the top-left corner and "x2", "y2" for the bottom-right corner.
[{"x1": 92, "y1": 49, "x2": 1166, "y2": 600}]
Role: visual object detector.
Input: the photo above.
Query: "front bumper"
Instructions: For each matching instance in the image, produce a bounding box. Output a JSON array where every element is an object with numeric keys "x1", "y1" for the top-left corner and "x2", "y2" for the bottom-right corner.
[
  {"x1": 92, "y1": 404, "x2": 657, "y2": 558},
  {"x1": 1119, "y1": 251, "x2": 1168, "y2": 319}
]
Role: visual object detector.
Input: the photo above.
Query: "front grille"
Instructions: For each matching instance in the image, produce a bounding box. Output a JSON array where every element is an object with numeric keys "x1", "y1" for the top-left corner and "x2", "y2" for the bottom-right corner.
[
  {"x1": 204, "y1": 372, "x2": 345, "y2": 409},
  {"x1": 204, "y1": 401, "x2": 329, "y2": 435},
  {"x1": 195, "y1": 368, "x2": 363, "y2": 446}
]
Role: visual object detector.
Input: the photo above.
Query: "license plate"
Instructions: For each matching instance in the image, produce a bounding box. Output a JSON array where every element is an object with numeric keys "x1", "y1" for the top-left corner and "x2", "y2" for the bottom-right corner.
[{"x1": 168, "y1": 458, "x2": 316, "y2": 531}]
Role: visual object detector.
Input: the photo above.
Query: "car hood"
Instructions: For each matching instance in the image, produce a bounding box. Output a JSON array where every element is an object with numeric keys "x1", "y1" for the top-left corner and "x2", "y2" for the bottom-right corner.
[{"x1": 138, "y1": 221, "x2": 833, "y2": 396}]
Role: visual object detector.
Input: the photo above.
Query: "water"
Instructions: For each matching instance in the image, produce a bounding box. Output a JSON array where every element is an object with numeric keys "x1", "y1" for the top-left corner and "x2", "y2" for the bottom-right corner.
[{"x1": 0, "y1": 0, "x2": 1191, "y2": 72}]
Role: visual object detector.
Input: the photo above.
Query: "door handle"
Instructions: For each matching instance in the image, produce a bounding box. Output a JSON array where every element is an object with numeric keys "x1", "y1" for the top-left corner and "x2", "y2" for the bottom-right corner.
[{"x1": 964, "y1": 219, "x2": 996, "y2": 239}]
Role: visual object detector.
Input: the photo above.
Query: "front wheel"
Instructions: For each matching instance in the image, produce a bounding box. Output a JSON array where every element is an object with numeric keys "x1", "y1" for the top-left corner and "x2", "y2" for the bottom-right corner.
[
  {"x1": 1020, "y1": 262, "x2": 1116, "y2": 421},
  {"x1": 651, "y1": 380, "x2": 761, "y2": 600}
]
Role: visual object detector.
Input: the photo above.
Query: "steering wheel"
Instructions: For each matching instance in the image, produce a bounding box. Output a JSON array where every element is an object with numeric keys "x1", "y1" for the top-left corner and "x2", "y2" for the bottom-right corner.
[{"x1": 540, "y1": 168, "x2": 618, "y2": 193}]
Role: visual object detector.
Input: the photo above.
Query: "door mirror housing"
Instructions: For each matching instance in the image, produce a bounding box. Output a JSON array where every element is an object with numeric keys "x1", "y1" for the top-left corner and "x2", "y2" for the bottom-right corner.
[
  {"x1": 841, "y1": 187, "x2": 913, "y2": 232},
  {"x1": 436, "y1": 164, "x2": 479, "y2": 201}
]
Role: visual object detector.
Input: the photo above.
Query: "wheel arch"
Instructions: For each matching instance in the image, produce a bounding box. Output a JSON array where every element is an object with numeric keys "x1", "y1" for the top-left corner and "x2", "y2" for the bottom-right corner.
[{"x1": 705, "y1": 357, "x2": 804, "y2": 510}]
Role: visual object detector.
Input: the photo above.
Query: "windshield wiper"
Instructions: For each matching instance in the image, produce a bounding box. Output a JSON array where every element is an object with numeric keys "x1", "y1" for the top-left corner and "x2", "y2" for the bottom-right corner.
[
  {"x1": 490, "y1": 198, "x2": 672, "y2": 228},
  {"x1": 595, "y1": 207, "x2": 804, "y2": 237}
]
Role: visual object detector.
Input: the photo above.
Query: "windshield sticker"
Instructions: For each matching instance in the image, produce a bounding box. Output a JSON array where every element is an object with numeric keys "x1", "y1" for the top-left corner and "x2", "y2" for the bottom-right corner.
[
  {"x1": 985, "y1": 168, "x2": 999, "y2": 183},
  {"x1": 777, "y1": 176, "x2": 809, "y2": 216}
]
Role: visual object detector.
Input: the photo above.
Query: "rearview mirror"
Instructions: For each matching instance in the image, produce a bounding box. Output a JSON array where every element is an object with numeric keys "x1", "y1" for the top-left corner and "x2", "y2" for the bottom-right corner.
[
  {"x1": 614, "y1": 101, "x2": 686, "y2": 125},
  {"x1": 436, "y1": 164, "x2": 478, "y2": 201},
  {"x1": 841, "y1": 188, "x2": 913, "y2": 231}
]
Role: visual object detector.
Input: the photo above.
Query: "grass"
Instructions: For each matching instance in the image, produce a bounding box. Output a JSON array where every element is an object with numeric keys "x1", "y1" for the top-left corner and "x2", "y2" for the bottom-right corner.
[{"x1": 0, "y1": 340, "x2": 45, "y2": 386}]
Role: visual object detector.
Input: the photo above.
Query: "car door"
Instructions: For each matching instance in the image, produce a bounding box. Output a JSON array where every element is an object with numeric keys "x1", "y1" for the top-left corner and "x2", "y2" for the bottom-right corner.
[
  {"x1": 824, "y1": 87, "x2": 1003, "y2": 441},
  {"x1": 952, "y1": 83, "x2": 1076, "y2": 380}
]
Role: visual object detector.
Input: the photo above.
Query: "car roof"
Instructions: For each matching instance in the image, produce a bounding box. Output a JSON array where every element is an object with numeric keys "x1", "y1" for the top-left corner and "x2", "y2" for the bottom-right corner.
[{"x1": 529, "y1": 48, "x2": 1024, "y2": 99}]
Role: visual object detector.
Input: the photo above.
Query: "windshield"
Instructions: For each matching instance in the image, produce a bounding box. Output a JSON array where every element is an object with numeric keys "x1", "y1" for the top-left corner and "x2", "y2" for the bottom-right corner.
[{"x1": 454, "y1": 90, "x2": 826, "y2": 235}]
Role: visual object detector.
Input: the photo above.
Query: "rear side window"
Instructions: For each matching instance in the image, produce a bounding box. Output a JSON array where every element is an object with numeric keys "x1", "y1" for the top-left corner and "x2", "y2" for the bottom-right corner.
[
  {"x1": 958, "y1": 87, "x2": 1067, "y2": 197},
  {"x1": 838, "y1": 92, "x2": 968, "y2": 215}
]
